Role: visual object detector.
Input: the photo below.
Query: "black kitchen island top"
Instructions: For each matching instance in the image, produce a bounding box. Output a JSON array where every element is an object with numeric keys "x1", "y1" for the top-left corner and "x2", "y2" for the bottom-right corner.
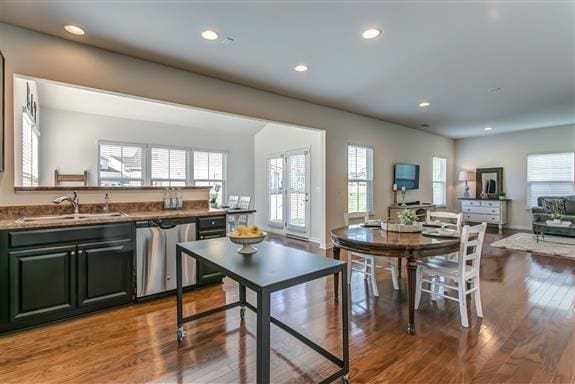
[{"x1": 175, "y1": 238, "x2": 350, "y2": 383}]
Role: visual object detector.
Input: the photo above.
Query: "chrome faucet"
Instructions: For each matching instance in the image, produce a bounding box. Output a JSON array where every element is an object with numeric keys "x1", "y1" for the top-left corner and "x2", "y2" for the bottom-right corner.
[{"x1": 53, "y1": 191, "x2": 80, "y2": 215}]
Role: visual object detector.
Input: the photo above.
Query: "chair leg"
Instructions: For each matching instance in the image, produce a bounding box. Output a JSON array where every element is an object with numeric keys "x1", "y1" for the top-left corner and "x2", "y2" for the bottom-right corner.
[
  {"x1": 474, "y1": 278, "x2": 483, "y2": 317},
  {"x1": 415, "y1": 266, "x2": 422, "y2": 309},
  {"x1": 458, "y1": 279, "x2": 469, "y2": 327},
  {"x1": 346, "y1": 252, "x2": 352, "y2": 285},
  {"x1": 363, "y1": 258, "x2": 368, "y2": 280},
  {"x1": 390, "y1": 258, "x2": 399, "y2": 290},
  {"x1": 431, "y1": 276, "x2": 439, "y2": 301},
  {"x1": 369, "y1": 256, "x2": 379, "y2": 297}
]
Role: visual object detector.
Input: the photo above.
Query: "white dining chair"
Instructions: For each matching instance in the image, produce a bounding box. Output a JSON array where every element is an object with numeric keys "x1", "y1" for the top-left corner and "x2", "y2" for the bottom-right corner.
[
  {"x1": 415, "y1": 222, "x2": 487, "y2": 327},
  {"x1": 426, "y1": 211, "x2": 463, "y2": 231},
  {"x1": 226, "y1": 195, "x2": 240, "y2": 231},
  {"x1": 237, "y1": 196, "x2": 252, "y2": 226},
  {"x1": 343, "y1": 212, "x2": 399, "y2": 296}
]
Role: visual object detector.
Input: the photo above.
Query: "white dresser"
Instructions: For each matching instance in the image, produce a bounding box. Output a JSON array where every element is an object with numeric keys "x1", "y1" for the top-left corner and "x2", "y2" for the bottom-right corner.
[{"x1": 459, "y1": 199, "x2": 509, "y2": 232}]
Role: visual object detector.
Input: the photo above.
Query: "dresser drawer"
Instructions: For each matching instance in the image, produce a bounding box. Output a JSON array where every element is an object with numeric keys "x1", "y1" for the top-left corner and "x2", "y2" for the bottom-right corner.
[
  {"x1": 462, "y1": 206, "x2": 500, "y2": 215},
  {"x1": 464, "y1": 213, "x2": 500, "y2": 223},
  {"x1": 462, "y1": 200, "x2": 481, "y2": 207},
  {"x1": 480, "y1": 200, "x2": 502, "y2": 208}
]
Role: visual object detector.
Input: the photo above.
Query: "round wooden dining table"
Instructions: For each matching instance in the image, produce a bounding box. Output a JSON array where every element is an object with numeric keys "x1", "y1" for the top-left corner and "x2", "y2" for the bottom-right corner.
[{"x1": 331, "y1": 225, "x2": 461, "y2": 335}]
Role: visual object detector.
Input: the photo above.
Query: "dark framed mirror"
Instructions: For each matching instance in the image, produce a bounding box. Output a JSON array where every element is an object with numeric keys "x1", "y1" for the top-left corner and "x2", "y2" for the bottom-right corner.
[{"x1": 475, "y1": 167, "x2": 503, "y2": 199}]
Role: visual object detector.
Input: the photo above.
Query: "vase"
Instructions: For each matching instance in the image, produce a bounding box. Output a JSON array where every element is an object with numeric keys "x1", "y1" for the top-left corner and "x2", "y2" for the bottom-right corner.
[{"x1": 553, "y1": 219, "x2": 562, "y2": 224}]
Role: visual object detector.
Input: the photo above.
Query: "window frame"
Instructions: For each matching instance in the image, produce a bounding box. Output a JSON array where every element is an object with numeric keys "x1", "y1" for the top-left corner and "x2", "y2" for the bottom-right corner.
[
  {"x1": 21, "y1": 110, "x2": 40, "y2": 187},
  {"x1": 432, "y1": 156, "x2": 447, "y2": 208},
  {"x1": 266, "y1": 153, "x2": 285, "y2": 229},
  {"x1": 192, "y1": 149, "x2": 228, "y2": 204},
  {"x1": 347, "y1": 143, "x2": 374, "y2": 214},
  {"x1": 149, "y1": 144, "x2": 189, "y2": 187},
  {"x1": 526, "y1": 151, "x2": 575, "y2": 208},
  {"x1": 97, "y1": 140, "x2": 147, "y2": 187}
]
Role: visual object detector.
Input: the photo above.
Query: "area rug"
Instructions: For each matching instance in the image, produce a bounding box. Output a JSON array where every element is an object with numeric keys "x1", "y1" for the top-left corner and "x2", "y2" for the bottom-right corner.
[{"x1": 490, "y1": 233, "x2": 575, "y2": 259}]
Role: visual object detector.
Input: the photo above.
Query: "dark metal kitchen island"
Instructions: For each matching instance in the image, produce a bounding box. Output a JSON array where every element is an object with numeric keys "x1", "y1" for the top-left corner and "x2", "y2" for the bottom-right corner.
[{"x1": 176, "y1": 238, "x2": 349, "y2": 384}]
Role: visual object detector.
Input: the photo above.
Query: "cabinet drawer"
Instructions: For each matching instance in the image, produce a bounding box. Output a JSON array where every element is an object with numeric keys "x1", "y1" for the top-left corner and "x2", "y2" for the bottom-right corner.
[
  {"x1": 198, "y1": 216, "x2": 226, "y2": 230},
  {"x1": 461, "y1": 200, "x2": 481, "y2": 207},
  {"x1": 480, "y1": 200, "x2": 502, "y2": 208},
  {"x1": 464, "y1": 213, "x2": 500, "y2": 223},
  {"x1": 198, "y1": 229, "x2": 226, "y2": 240},
  {"x1": 9, "y1": 223, "x2": 133, "y2": 248},
  {"x1": 462, "y1": 206, "x2": 500, "y2": 215}
]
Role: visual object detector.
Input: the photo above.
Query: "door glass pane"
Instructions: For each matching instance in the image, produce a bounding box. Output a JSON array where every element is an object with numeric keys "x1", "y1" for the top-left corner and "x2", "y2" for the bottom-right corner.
[
  {"x1": 268, "y1": 157, "x2": 283, "y2": 224},
  {"x1": 288, "y1": 154, "x2": 306, "y2": 228}
]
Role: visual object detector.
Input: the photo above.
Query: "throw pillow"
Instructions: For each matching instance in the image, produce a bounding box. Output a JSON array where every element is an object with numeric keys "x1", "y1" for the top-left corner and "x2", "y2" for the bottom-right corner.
[
  {"x1": 565, "y1": 199, "x2": 575, "y2": 215},
  {"x1": 542, "y1": 198, "x2": 567, "y2": 214}
]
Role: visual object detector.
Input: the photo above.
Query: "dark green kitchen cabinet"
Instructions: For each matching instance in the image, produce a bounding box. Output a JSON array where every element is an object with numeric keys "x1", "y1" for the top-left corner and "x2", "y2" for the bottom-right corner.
[
  {"x1": 9, "y1": 245, "x2": 77, "y2": 323},
  {"x1": 0, "y1": 223, "x2": 135, "y2": 333},
  {"x1": 77, "y1": 239, "x2": 133, "y2": 308}
]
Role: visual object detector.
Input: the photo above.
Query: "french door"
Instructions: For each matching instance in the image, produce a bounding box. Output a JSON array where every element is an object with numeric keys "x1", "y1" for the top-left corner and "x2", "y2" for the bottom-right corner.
[{"x1": 267, "y1": 149, "x2": 310, "y2": 240}]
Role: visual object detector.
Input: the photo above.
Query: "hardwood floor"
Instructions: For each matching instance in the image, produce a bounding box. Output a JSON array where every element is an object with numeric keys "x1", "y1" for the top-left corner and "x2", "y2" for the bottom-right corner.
[{"x1": 1, "y1": 229, "x2": 574, "y2": 383}]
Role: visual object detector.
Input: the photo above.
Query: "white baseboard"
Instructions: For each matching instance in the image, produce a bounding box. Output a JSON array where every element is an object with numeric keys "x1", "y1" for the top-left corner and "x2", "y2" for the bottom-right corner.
[{"x1": 505, "y1": 224, "x2": 531, "y2": 231}]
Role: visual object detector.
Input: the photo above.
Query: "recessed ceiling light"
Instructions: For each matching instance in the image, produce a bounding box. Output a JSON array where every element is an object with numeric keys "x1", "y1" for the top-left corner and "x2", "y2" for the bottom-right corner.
[
  {"x1": 201, "y1": 30, "x2": 219, "y2": 41},
  {"x1": 294, "y1": 64, "x2": 309, "y2": 72},
  {"x1": 484, "y1": 127, "x2": 492, "y2": 131},
  {"x1": 362, "y1": 28, "x2": 382, "y2": 39},
  {"x1": 64, "y1": 25, "x2": 85, "y2": 36},
  {"x1": 419, "y1": 101, "x2": 431, "y2": 108}
]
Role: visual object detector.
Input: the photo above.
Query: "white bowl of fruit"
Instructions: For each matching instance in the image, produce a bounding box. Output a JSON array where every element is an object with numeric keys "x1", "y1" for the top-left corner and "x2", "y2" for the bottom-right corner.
[{"x1": 228, "y1": 225, "x2": 267, "y2": 254}]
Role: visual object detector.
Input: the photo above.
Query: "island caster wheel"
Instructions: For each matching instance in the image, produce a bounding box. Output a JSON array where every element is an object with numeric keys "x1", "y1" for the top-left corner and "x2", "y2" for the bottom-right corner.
[
  {"x1": 342, "y1": 374, "x2": 350, "y2": 383},
  {"x1": 240, "y1": 306, "x2": 246, "y2": 320},
  {"x1": 177, "y1": 326, "x2": 186, "y2": 343}
]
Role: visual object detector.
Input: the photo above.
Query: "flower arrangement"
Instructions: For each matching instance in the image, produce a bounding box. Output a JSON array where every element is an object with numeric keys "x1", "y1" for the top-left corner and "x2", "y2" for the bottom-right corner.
[
  {"x1": 550, "y1": 211, "x2": 564, "y2": 222},
  {"x1": 398, "y1": 209, "x2": 418, "y2": 225}
]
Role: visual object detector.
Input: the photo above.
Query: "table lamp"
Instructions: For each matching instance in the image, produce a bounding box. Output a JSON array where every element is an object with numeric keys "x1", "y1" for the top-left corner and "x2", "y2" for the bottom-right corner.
[{"x1": 458, "y1": 171, "x2": 475, "y2": 198}]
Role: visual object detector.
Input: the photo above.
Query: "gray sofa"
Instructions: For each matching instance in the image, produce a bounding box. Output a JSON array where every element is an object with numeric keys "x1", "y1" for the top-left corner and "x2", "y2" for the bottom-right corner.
[{"x1": 532, "y1": 195, "x2": 575, "y2": 236}]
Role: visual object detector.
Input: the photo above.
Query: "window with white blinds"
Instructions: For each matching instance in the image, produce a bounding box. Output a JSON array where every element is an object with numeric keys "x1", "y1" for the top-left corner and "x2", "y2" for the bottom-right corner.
[
  {"x1": 432, "y1": 156, "x2": 447, "y2": 206},
  {"x1": 267, "y1": 156, "x2": 283, "y2": 226},
  {"x1": 193, "y1": 151, "x2": 226, "y2": 204},
  {"x1": 527, "y1": 152, "x2": 575, "y2": 207},
  {"x1": 151, "y1": 147, "x2": 187, "y2": 186},
  {"x1": 98, "y1": 142, "x2": 144, "y2": 186},
  {"x1": 288, "y1": 153, "x2": 307, "y2": 227},
  {"x1": 22, "y1": 113, "x2": 39, "y2": 186},
  {"x1": 347, "y1": 144, "x2": 373, "y2": 213}
]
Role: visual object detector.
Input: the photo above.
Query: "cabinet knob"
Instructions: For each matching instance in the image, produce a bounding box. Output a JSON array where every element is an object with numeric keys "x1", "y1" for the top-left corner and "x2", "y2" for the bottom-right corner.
[
  {"x1": 167, "y1": 276, "x2": 171, "y2": 280},
  {"x1": 211, "y1": 221, "x2": 215, "y2": 225}
]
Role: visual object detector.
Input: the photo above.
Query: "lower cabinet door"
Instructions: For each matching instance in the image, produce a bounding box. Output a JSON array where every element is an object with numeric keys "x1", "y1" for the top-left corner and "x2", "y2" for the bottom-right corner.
[
  {"x1": 77, "y1": 239, "x2": 134, "y2": 308},
  {"x1": 9, "y1": 245, "x2": 77, "y2": 322}
]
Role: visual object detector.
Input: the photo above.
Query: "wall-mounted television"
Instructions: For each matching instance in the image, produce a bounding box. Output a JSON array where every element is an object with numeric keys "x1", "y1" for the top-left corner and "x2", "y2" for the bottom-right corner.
[{"x1": 394, "y1": 163, "x2": 420, "y2": 190}]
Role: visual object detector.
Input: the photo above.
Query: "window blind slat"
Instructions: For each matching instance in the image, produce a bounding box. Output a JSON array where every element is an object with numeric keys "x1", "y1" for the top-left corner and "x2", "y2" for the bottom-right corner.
[
  {"x1": 151, "y1": 147, "x2": 186, "y2": 186},
  {"x1": 433, "y1": 157, "x2": 447, "y2": 206},
  {"x1": 347, "y1": 145, "x2": 373, "y2": 213},
  {"x1": 527, "y1": 152, "x2": 575, "y2": 207},
  {"x1": 193, "y1": 151, "x2": 226, "y2": 204},
  {"x1": 99, "y1": 143, "x2": 144, "y2": 186}
]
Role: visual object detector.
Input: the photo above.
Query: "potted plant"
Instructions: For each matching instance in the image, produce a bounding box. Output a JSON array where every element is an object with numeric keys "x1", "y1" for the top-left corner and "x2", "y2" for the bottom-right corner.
[
  {"x1": 398, "y1": 209, "x2": 418, "y2": 225},
  {"x1": 498, "y1": 192, "x2": 506, "y2": 200},
  {"x1": 550, "y1": 211, "x2": 563, "y2": 224}
]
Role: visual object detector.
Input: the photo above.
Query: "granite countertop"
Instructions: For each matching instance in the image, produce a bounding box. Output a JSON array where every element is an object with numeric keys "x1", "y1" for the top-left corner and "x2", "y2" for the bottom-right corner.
[{"x1": 0, "y1": 208, "x2": 227, "y2": 230}]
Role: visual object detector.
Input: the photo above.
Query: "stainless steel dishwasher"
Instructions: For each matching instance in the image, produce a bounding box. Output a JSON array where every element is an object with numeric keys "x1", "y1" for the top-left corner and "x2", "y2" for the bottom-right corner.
[{"x1": 136, "y1": 217, "x2": 196, "y2": 298}]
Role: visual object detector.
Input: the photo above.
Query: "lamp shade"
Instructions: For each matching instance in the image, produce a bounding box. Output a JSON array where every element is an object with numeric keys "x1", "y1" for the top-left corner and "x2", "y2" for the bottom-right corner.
[{"x1": 458, "y1": 171, "x2": 475, "y2": 182}]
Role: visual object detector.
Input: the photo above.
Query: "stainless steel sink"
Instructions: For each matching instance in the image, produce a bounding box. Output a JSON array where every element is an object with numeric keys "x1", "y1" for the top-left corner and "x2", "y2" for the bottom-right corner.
[{"x1": 16, "y1": 212, "x2": 129, "y2": 223}]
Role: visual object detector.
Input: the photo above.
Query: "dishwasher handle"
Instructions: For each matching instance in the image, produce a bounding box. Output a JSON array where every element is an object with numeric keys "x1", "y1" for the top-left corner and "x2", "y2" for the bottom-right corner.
[{"x1": 151, "y1": 219, "x2": 177, "y2": 230}]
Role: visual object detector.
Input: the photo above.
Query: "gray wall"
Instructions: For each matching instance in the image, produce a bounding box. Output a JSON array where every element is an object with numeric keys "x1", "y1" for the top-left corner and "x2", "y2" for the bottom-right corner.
[
  {"x1": 38, "y1": 108, "x2": 255, "y2": 197},
  {"x1": 454, "y1": 125, "x2": 575, "y2": 229},
  {"x1": 0, "y1": 24, "x2": 454, "y2": 241}
]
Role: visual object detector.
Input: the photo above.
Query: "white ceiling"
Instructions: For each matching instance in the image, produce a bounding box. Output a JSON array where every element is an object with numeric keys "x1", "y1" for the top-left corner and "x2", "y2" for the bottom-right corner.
[
  {"x1": 2, "y1": 1, "x2": 574, "y2": 138},
  {"x1": 34, "y1": 78, "x2": 267, "y2": 135}
]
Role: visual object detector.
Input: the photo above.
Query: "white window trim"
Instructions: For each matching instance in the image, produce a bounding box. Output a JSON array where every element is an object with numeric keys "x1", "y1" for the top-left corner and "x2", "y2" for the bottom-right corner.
[
  {"x1": 96, "y1": 141, "x2": 229, "y2": 194},
  {"x1": 266, "y1": 153, "x2": 285, "y2": 229},
  {"x1": 347, "y1": 143, "x2": 374, "y2": 214},
  {"x1": 526, "y1": 151, "x2": 575, "y2": 208},
  {"x1": 97, "y1": 140, "x2": 148, "y2": 186},
  {"x1": 192, "y1": 149, "x2": 228, "y2": 203},
  {"x1": 149, "y1": 144, "x2": 189, "y2": 186},
  {"x1": 432, "y1": 156, "x2": 447, "y2": 208}
]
